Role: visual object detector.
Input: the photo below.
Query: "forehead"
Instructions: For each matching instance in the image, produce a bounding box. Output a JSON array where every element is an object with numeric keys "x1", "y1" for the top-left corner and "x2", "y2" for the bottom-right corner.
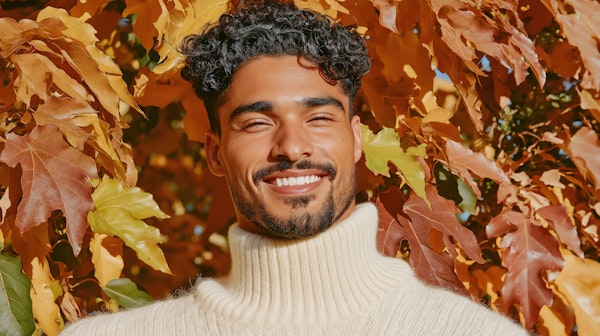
[{"x1": 218, "y1": 56, "x2": 349, "y2": 115}]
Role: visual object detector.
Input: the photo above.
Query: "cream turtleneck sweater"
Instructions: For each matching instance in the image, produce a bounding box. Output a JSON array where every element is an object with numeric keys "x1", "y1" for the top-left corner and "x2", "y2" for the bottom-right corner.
[{"x1": 62, "y1": 203, "x2": 527, "y2": 335}]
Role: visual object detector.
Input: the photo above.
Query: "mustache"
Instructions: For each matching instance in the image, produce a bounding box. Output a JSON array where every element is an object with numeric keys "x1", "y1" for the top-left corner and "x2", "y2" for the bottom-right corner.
[{"x1": 253, "y1": 160, "x2": 337, "y2": 185}]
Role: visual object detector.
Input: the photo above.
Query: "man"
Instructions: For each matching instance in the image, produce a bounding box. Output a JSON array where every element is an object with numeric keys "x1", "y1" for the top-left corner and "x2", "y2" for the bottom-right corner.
[{"x1": 62, "y1": 1, "x2": 527, "y2": 334}]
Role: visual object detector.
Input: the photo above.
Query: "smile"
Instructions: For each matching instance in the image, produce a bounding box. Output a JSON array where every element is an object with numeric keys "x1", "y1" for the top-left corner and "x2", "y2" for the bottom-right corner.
[{"x1": 274, "y1": 175, "x2": 322, "y2": 187}]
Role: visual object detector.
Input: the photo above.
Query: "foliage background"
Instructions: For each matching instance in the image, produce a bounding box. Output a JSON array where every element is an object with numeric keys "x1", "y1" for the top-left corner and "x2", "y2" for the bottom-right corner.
[{"x1": 1, "y1": 0, "x2": 599, "y2": 335}]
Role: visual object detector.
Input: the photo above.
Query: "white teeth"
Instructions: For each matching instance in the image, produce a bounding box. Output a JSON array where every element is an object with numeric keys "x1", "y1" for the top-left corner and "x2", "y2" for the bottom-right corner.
[{"x1": 275, "y1": 175, "x2": 321, "y2": 187}]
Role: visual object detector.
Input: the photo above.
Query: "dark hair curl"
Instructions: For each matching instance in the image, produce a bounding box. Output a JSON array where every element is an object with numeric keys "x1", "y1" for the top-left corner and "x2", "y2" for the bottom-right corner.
[{"x1": 180, "y1": 0, "x2": 371, "y2": 135}]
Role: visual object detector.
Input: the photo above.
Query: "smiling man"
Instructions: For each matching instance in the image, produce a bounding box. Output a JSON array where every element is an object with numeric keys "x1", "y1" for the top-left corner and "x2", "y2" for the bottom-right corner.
[
  {"x1": 204, "y1": 55, "x2": 362, "y2": 239},
  {"x1": 61, "y1": 1, "x2": 528, "y2": 335}
]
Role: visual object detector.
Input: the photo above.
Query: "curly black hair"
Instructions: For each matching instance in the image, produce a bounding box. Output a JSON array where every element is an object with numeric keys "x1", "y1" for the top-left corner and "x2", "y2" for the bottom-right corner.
[{"x1": 180, "y1": 0, "x2": 371, "y2": 135}]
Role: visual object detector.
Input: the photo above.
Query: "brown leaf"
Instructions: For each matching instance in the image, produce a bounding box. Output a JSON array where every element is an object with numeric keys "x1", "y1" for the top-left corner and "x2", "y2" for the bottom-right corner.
[
  {"x1": 446, "y1": 140, "x2": 511, "y2": 185},
  {"x1": 486, "y1": 209, "x2": 564, "y2": 328},
  {"x1": 404, "y1": 184, "x2": 484, "y2": 262},
  {"x1": 0, "y1": 125, "x2": 97, "y2": 255},
  {"x1": 373, "y1": 187, "x2": 405, "y2": 256},
  {"x1": 537, "y1": 204, "x2": 584, "y2": 258},
  {"x1": 430, "y1": 0, "x2": 545, "y2": 86},
  {"x1": 556, "y1": 0, "x2": 600, "y2": 90},
  {"x1": 568, "y1": 126, "x2": 600, "y2": 191},
  {"x1": 396, "y1": 211, "x2": 467, "y2": 294}
]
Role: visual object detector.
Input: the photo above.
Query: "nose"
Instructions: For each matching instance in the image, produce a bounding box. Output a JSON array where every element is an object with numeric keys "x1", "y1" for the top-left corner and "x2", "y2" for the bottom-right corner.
[{"x1": 270, "y1": 122, "x2": 313, "y2": 162}]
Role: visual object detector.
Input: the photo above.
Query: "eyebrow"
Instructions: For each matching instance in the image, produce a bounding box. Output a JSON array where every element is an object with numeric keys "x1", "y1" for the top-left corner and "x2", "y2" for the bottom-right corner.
[{"x1": 229, "y1": 96, "x2": 346, "y2": 122}]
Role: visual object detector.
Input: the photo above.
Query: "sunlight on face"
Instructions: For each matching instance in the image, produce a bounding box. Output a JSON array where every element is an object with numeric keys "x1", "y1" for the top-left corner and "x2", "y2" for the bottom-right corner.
[{"x1": 205, "y1": 56, "x2": 363, "y2": 239}]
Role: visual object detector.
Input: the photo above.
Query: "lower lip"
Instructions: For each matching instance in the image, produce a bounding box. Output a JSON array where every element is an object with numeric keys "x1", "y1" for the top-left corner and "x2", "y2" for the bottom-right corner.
[{"x1": 264, "y1": 177, "x2": 325, "y2": 195}]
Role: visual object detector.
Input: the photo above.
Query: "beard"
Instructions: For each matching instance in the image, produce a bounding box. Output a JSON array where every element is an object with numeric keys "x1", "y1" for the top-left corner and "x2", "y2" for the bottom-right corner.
[{"x1": 229, "y1": 160, "x2": 356, "y2": 239}]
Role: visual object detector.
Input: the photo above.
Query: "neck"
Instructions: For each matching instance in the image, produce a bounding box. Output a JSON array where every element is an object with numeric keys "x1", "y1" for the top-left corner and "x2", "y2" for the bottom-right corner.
[{"x1": 200, "y1": 203, "x2": 411, "y2": 323}]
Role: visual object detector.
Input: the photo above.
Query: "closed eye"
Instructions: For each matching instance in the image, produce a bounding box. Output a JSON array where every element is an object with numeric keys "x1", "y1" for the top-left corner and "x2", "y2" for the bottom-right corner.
[
  {"x1": 240, "y1": 119, "x2": 272, "y2": 131},
  {"x1": 308, "y1": 114, "x2": 337, "y2": 124}
]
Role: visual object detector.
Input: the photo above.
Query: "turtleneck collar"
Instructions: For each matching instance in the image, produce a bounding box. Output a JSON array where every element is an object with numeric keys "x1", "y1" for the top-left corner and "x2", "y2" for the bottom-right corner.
[{"x1": 195, "y1": 202, "x2": 413, "y2": 324}]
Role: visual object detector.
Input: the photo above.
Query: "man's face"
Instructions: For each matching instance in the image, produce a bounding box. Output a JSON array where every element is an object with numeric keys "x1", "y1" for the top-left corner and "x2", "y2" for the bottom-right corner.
[{"x1": 205, "y1": 56, "x2": 363, "y2": 239}]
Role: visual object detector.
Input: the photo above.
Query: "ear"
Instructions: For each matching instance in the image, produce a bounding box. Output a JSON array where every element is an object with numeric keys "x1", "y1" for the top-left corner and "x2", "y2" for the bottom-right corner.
[
  {"x1": 205, "y1": 131, "x2": 226, "y2": 177},
  {"x1": 350, "y1": 115, "x2": 363, "y2": 163}
]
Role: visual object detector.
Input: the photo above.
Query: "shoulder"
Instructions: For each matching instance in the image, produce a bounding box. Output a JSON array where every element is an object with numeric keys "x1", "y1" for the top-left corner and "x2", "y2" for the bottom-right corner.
[
  {"x1": 381, "y1": 269, "x2": 529, "y2": 335},
  {"x1": 60, "y1": 290, "x2": 197, "y2": 336}
]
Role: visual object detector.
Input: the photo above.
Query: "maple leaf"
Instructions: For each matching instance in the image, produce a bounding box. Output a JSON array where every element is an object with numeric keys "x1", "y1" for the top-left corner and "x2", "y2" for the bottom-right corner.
[
  {"x1": 34, "y1": 97, "x2": 97, "y2": 150},
  {"x1": 87, "y1": 177, "x2": 172, "y2": 274},
  {"x1": 361, "y1": 124, "x2": 429, "y2": 205},
  {"x1": 568, "y1": 126, "x2": 600, "y2": 191},
  {"x1": 0, "y1": 125, "x2": 97, "y2": 256},
  {"x1": 486, "y1": 209, "x2": 564, "y2": 329},
  {"x1": 151, "y1": 0, "x2": 229, "y2": 75},
  {"x1": 11, "y1": 53, "x2": 89, "y2": 106}
]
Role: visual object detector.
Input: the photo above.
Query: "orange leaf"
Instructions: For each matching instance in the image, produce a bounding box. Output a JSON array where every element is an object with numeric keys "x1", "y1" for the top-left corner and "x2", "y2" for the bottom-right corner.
[
  {"x1": 568, "y1": 126, "x2": 600, "y2": 191},
  {"x1": 0, "y1": 125, "x2": 97, "y2": 255},
  {"x1": 181, "y1": 87, "x2": 210, "y2": 142},
  {"x1": 34, "y1": 97, "x2": 97, "y2": 150},
  {"x1": 554, "y1": 251, "x2": 600, "y2": 335},
  {"x1": 11, "y1": 53, "x2": 88, "y2": 106}
]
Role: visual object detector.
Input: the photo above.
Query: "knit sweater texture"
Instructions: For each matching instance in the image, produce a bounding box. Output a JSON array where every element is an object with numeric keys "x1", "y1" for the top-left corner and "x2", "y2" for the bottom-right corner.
[{"x1": 61, "y1": 203, "x2": 528, "y2": 335}]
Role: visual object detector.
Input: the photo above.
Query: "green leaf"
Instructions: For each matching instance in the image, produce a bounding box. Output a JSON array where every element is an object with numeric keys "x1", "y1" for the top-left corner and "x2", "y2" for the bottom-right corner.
[
  {"x1": 0, "y1": 253, "x2": 35, "y2": 336},
  {"x1": 361, "y1": 124, "x2": 429, "y2": 205},
  {"x1": 88, "y1": 177, "x2": 172, "y2": 274},
  {"x1": 103, "y1": 278, "x2": 153, "y2": 309},
  {"x1": 456, "y1": 177, "x2": 478, "y2": 214}
]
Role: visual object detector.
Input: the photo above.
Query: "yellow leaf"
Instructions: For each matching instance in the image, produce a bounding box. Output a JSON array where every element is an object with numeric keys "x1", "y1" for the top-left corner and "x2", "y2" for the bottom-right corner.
[
  {"x1": 88, "y1": 177, "x2": 172, "y2": 274},
  {"x1": 30, "y1": 257, "x2": 63, "y2": 336},
  {"x1": 90, "y1": 233, "x2": 124, "y2": 287},
  {"x1": 153, "y1": 0, "x2": 229, "y2": 75},
  {"x1": 421, "y1": 91, "x2": 454, "y2": 124},
  {"x1": 361, "y1": 124, "x2": 429, "y2": 205},
  {"x1": 554, "y1": 250, "x2": 600, "y2": 335},
  {"x1": 37, "y1": 7, "x2": 142, "y2": 116},
  {"x1": 537, "y1": 294, "x2": 575, "y2": 336}
]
